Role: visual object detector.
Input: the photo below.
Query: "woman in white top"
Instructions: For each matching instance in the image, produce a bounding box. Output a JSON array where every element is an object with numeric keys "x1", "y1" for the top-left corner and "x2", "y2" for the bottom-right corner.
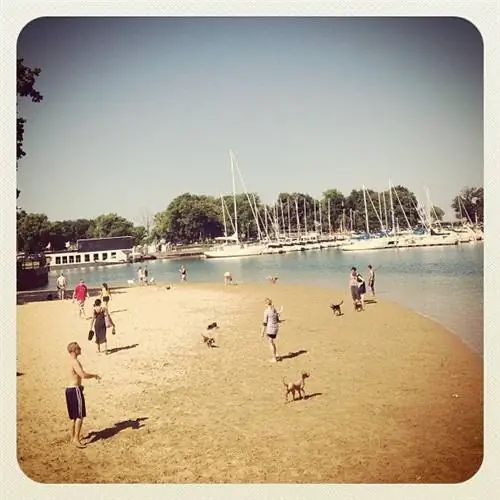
[{"x1": 261, "y1": 298, "x2": 280, "y2": 363}]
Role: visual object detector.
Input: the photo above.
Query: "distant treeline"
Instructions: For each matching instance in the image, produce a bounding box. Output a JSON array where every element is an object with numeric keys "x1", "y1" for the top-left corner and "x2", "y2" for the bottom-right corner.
[{"x1": 16, "y1": 185, "x2": 483, "y2": 252}]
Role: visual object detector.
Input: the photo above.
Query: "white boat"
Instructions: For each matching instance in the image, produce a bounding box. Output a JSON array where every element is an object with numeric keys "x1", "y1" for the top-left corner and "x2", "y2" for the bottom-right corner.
[
  {"x1": 203, "y1": 152, "x2": 266, "y2": 259},
  {"x1": 341, "y1": 235, "x2": 399, "y2": 252},
  {"x1": 203, "y1": 235, "x2": 266, "y2": 259},
  {"x1": 341, "y1": 184, "x2": 400, "y2": 252},
  {"x1": 45, "y1": 236, "x2": 134, "y2": 269}
]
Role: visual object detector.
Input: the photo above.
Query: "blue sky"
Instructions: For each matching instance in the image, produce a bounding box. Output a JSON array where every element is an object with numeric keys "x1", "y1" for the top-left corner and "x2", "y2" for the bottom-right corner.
[{"x1": 17, "y1": 17, "x2": 483, "y2": 224}]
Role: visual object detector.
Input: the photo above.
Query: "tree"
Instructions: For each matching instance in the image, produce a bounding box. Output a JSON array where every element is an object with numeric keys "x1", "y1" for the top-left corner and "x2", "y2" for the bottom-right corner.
[
  {"x1": 17, "y1": 58, "x2": 43, "y2": 199},
  {"x1": 153, "y1": 193, "x2": 223, "y2": 244},
  {"x1": 451, "y1": 187, "x2": 484, "y2": 224},
  {"x1": 91, "y1": 213, "x2": 135, "y2": 238},
  {"x1": 430, "y1": 206, "x2": 445, "y2": 222},
  {"x1": 17, "y1": 211, "x2": 51, "y2": 253},
  {"x1": 321, "y1": 189, "x2": 346, "y2": 232},
  {"x1": 131, "y1": 225, "x2": 147, "y2": 246}
]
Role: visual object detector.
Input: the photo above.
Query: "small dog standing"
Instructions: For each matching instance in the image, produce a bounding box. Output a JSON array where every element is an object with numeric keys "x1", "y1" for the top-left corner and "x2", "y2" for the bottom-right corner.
[
  {"x1": 329, "y1": 301, "x2": 343, "y2": 316},
  {"x1": 354, "y1": 300, "x2": 364, "y2": 312},
  {"x1": 283, "y1": 372, "x2": 310, "y2": 403}
]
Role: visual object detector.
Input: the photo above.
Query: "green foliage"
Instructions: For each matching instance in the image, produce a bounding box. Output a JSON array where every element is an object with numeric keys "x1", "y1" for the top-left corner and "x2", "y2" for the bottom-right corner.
[
  {"x1": 17, "y1": 211, "x2": 51, "y2": 253},
  {"x1": 451, "y1": 187, "x2": 483, "y2": 224},
  {"x1": 16, "y1": 185, "x2": 483, "y2": 252},
  {"x1": 17, "y1": 58, "x2": 43, "y2": 200},
  {"x1": 430, "y1": 206, "x2": 445, "y2": 222},
  {"x1": 91, "y1": 213, "x2": 135, "y2": 238}
]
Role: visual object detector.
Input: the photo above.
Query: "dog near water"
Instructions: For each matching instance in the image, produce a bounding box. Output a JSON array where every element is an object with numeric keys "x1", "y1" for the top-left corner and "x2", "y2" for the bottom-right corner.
[
  {"x1": 329, "y1": 301, "x2": 343, "y2": 316},
  {"x1": 354, "y1": 299, "x2": 364, "y2": 312},
  {"x1": 127, "y1": 279, "x2": 135, "y2": 286},
  {"x1": 283, "y1": 371, "x2": 310, "y2": 403}
]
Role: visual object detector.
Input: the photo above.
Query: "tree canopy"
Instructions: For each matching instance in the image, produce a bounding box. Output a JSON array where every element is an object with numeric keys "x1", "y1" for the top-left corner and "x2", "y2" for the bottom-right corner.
[
  {"x1": 16, "y1": 187, "x2": 483, "y2": 251},
  {"x1": 17, "y1": 58, "x2": 43, "y2": 199}
]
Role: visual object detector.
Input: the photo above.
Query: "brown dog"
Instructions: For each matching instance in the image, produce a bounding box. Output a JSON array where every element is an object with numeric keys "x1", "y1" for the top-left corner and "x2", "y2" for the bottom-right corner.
[
  {"x1": 201, "y1": 334, "x2": 215, "y2": 348},
  {"x1": 283, "y1": 372, "x2": 310, "y2": 403},
  {"x1": 329, "y1": 300, "x2": 343, "y2": 316}
]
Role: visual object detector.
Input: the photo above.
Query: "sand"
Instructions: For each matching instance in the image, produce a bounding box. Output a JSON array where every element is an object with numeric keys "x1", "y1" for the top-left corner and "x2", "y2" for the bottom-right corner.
[{"x1": 16, "y1": 282, "x2": 483, "y2": 484}]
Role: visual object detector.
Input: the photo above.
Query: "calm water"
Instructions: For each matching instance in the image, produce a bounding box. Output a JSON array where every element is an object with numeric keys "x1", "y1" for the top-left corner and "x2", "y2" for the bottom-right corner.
[{"x1": 47, "y1": 244, "x2": 484, "y2": 355}]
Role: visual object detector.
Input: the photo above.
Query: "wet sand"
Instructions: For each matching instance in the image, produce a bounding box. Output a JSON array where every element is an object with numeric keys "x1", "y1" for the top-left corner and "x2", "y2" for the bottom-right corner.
[{"x1": 16, "y1": 282, "x2": 483, "y2": 483}]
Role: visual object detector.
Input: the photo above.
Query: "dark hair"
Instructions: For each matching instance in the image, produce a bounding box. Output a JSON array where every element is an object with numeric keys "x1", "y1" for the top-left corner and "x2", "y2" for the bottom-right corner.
[
  {"x1": 102, "y1": 283, "x2": 108, "y2": 290},
  {"x1": 351, "y1": 267, "x2": 357, "y2": 272},
  {"x1": 94, "y1": 298, "x2": 102, "y2": 307},
  {"x1": 368, "y1": 265, "x2": 372, "y2": 269}
]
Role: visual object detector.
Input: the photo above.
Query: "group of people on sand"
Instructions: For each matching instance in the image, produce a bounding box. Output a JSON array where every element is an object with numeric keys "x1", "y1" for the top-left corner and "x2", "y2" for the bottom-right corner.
[
  {"x1": 62, "y1": 278, "x2": 117, "y2": 447},
  {"x1": 349, "y1": 264, "x2": 375, "y2": 311}
]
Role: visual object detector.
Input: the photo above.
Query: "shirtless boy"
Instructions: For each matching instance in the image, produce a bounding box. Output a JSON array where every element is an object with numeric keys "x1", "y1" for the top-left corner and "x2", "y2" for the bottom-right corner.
[{"x1": 66, "y1": 342, "x2": 100, "y2": 448}]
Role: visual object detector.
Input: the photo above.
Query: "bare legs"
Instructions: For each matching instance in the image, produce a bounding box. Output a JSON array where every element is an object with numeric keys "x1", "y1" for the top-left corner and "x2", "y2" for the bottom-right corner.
[
  {"x1": 70, "y1": 418, "x2": 86, "y2": 448},
  {"x1": 268, "y1": 338, "x2": 278, "y2": 362}
]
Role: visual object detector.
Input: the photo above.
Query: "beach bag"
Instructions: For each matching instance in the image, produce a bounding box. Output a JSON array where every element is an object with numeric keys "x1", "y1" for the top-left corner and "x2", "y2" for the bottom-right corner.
[{"x1": 104, "y1": 310, "x2": 113, "y2": 329}]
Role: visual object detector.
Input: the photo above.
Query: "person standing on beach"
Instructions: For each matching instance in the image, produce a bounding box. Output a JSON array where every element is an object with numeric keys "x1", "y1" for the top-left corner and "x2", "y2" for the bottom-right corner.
[
  {"x1": 179, "y1": 265, "x2": 187, "y2": 282},
  {"x1": 72, "y1": 279, "x2": 89, "y2": 319},
  {"x1": 89, "y1": 298, "x2": 114, "y2": 355},
  {"x1": 137, "y1": 266, "x2": 144, "y2": 285},
  {"x1": 261, "y1": 298, "x2": 280, "y2": 363},
  {"x1": 56, "y1": 272, "x2": 67, "y2": 300},
  {"x1": 357, "y1": 271, "x2": 367, "y2": 310},
  {"x1": 100, "y1": 283, "x2": 111, "y2": 310},
  {"x1": 66, "y1": 341, "x2": 101, "y2": 448},
  {"x1": 349, "y1": 267, "x2": 362, "y2": 310},
  {"x1": 367, "y1": 265, "x2": 376, "y2": 297},
  {"x1": 144, "y1": 266, "x2": 149, "y2": 285}
]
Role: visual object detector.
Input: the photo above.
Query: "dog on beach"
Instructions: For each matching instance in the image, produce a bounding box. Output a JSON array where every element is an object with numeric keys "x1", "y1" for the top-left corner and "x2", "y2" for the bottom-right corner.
[
  {"x1": 201, "y1": 333, "x2": 215, "y2": 348},
  {"x1": 207, "y1": 322, "x2": 218, "y2": 331},
  {"x1": 127, "y1": 279, "x2": 135, "y2": 286},
  {"x1": 329, "y1": 301, "x2": 343, "y2": 316},
  {"x1": 354, "y1": 300, "x2": 364, "y2": 312},
  {"x1": 283, "y1": 372, "x2": 310, "y2": 403}
]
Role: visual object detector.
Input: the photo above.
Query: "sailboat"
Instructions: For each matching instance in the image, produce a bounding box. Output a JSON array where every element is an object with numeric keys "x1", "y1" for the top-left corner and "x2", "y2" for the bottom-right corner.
[
  {"x1": 203, "y1": 151, "x2": 266, "y2": 259},
  {"x1": 341, "y1": 184, "x2": 399, "y2": 252}
]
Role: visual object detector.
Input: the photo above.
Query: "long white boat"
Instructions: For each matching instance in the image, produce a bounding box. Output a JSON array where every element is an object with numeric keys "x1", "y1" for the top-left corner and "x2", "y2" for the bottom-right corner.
[{"x1": 203, "y1": 234, "x2": 266, "y2": 259}]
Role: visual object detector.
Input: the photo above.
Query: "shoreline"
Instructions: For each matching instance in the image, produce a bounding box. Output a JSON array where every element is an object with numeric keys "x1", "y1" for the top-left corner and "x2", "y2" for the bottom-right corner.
[
  {"x1": 17, "y1": 282, "x2": 483, "y2": 483},
  {"x1": 17, "y1": 279, "x2": 482, "y2": 357}
]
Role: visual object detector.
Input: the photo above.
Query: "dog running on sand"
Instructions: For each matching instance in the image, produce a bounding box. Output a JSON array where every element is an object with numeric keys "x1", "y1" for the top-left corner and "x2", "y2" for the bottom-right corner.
[
  {"x1": 283, "y1": 371, "x2": 310, "y2": 403},
  {"x1": 329, "y1": 301, "x2": 343, "y2": 316},
  {"x1": 354, "y1": 300, "x2": 364, "y2": 312},
  {"x1": 201, "y1": 334, "x2": 215, "y2": 348},
  {"x1": 201, "y1": 322, "x2": 219, "y2": 348}
]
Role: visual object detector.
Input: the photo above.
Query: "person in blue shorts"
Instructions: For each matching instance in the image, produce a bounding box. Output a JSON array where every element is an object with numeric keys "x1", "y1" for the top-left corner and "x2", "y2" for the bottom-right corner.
[{"x1": 66, "y1": 342, "x2": 101, "y2": 448}]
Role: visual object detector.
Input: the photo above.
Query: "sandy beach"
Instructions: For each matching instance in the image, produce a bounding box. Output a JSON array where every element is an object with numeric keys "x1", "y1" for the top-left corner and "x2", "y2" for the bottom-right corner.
[{"x1": 16, "y1": 282, "x2": 483, "y2": 484}]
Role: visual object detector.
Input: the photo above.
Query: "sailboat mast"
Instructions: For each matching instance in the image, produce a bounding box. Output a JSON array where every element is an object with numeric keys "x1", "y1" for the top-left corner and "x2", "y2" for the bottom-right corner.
[
  {"x1": 287, "y1": 198, "x2": 292, "y2": 238},
  {"x1": 378, "y1": 192, "x2": 383, "y2": 230},
  {"x1": 328, "y1": 199, "x2": 332, "y2": 234},
  {"x1": 295, "y1": 198, "x2": 301, "y2": 238},
  {"x1": 383, "y1": 192, "x2": 388, "y2": 231},
  {"x1": 280, "y1": 198, "x2": 285, "y2": 238},
  {"x1": 388, "y1": 180, "x2": 395, "y2": 234},
  {"x1": 220, "y1": 193, "x2": 227, "y2": 237},
  {"x1": 362, "y1": 185, "x2": 370, "y2": 235},
  {"x1": 303, "y1": 198, "x2": 308, "y2": 234},
  {"x1": 319, "y1": 200, "x2": 323, "y2": 235},
  {"x1": 230, "y1": 151, "x2": 239, "y2": 242}
]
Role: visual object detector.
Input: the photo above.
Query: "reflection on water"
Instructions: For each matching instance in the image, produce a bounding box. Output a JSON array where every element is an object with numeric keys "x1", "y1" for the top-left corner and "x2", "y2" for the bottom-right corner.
[{"x1": 47, "y1": 244, "x2": 483, "y2": 354}]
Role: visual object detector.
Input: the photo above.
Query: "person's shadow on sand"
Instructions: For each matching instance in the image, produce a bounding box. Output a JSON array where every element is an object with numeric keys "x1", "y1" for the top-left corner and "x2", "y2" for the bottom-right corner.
[
  {"x1": 303, "y1": 392, "x2": 323, "y2": 401},
  {"x1": 107, "y1": 344, "x2": 139, "y2": 355},
  {"x1": 279, "y1": 349, "x2": 307, "y2": 361},
  {"x1": 85, "y1": 417, "x2": 148, "y2": 443}
]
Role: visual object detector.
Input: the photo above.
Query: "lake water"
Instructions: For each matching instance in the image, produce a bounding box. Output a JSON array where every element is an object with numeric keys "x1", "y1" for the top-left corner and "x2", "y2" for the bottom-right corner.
[{"x1": 48, "y1": 243, "x2": 484, "y2": 355}]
